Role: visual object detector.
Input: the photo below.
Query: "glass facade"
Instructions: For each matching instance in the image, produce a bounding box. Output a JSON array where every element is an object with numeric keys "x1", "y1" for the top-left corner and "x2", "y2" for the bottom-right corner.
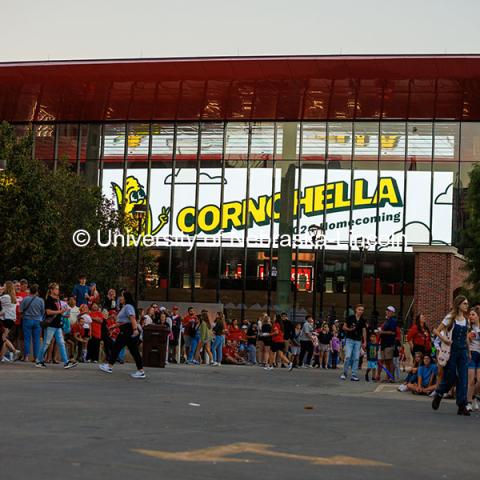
[{"x1": 28, "y1": 120, "x2": 480, "y2": 323}]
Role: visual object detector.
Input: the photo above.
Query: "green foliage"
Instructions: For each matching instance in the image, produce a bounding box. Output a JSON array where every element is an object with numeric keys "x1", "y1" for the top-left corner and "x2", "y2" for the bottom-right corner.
[
  {"x1": 463, "y1": 162, "x2": 480, "y2": 299},
  {"x1": 0, "y1": 121, "x2": 152, "y2": 296}
]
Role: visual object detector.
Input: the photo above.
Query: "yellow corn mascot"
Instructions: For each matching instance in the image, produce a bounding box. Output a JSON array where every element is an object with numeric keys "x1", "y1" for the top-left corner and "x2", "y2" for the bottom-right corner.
[{"x1": 111, "y1": 176, "x2": 170, "y2": 236}]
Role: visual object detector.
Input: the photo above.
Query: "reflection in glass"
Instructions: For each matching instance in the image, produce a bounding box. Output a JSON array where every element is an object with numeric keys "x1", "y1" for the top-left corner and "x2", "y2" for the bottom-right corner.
[{"x1": 23, "y1": 120, "x2": 464, "y2": 323}]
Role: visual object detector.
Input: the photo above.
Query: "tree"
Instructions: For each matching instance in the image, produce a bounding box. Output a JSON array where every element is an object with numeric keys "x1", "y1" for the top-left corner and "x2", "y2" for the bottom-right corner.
[
  {"x1": 463, "y1": 162, "x2": 480, "y2": 302},
  {"x1": 0, "y1": 121, "x2": 152, "y2": 295}
]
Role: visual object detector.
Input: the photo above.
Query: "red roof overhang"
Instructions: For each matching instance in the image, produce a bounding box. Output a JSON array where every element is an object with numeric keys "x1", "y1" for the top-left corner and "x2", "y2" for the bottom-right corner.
[{"x1": 0, "y1": 55, "x2": 479, "y2": 122}]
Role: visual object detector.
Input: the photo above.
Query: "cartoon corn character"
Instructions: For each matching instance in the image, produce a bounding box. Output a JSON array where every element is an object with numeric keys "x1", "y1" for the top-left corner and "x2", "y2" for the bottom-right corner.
[{"x1": 111, "y1": 176, "x2": 170, "y2": 236}]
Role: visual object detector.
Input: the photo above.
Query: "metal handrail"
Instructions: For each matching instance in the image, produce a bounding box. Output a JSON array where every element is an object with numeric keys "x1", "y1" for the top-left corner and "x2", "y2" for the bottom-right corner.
[{"x1": 404, "y1": 296, "x2": 415, "y2": 328}]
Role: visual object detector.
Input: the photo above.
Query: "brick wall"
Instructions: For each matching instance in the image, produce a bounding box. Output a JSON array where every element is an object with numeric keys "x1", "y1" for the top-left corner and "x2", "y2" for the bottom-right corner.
[
  {"x1": 413, "y1": 246, "x2": 468, "y2": 330},
  {"x1": 449, "y1": 255, "x2": 469, "y2": 298}
]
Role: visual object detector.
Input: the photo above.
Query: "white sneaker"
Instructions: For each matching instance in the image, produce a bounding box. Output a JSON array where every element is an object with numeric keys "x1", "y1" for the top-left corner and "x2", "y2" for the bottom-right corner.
[
  {"x1": 99, "y1": 363, "x2": 113, "y2": 374},
  {"x1": 13, "y1": 350, "x2": 21, "y2": 361},
  {"x1": 428, "y1": 390, "x2": 436, "y2": 397},
  {"x1": 212, "y1": 362, "x2": 219, "y2": 366},
  {"x1": 131, "y1": 370, "x2": 146, "y2": 379},
  {"x1": 466, "y1": 403, "x2": 473, "y2": 412},
  {"x1": 340, "y1": 374, "x2": 347, "y2": 380},
  {"x1": 473, "y1": 398, "x2": 479, "y2": 410},
  {"x1": 397, "y1": 384, "x2": 408, "y2": 392},
  {"x1": 1, "y1": 356, "x2": 11, "y2": 363},
  {"x1": 288, "y1": 363, "x2": 293, "y2": 371}
]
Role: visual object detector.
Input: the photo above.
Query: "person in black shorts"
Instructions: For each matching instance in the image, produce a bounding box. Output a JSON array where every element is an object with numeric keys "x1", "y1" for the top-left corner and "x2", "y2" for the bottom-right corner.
[
  {"x1": 317, "y1": 323, "x2": 332, "y2": 369},
  {"x1": 259, "y1": 315, "x2": 273, "y2": 366},
  {"x1": 280, "y1": 312, "x2": 294, "y2": 359},
  {"x1": 0, "y1": 281, "x2": 21, "y2": 361},
  {"x1": 265, "y1": 316, "x2": 292, "y2": 370}
]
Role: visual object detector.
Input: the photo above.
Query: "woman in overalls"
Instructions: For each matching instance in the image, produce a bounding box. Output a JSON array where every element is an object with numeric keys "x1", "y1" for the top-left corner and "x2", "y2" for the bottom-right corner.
[{"x1": 432, "y1": 295, "x2": 470, "y2": 416}]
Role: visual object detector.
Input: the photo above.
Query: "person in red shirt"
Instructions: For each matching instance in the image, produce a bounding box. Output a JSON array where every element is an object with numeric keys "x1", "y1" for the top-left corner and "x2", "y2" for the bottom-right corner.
[
  {"x1": 266, "y1": 317, "x2": 292, "y2": 370},
  {"x1": 222, "y1": 340, "x2": 245, "y2": 365},
  {"x1": 87, "y1": 302, "x2": 103, "y2": 362},
  {"x1": 182, "y1": 307, "x2": 197, "y2": 329},
  {"x1": 14, "y1": 279, "x2": 29, "y2": 352},
  {"x1": 227, "y1": 318, "x2": 243, "y2": 342},
  {"x1": 406, "y1": 313, "x2": 432, "y2": 355},
  {"x1": 16, "y1": 279, "x2": 29, "y2": 318},
  {"x1": 106, "y1": 314, "x2": 119, "y2": 340},
  {"x1": 71, "y1": 319, "x2": 88, "y2": 362},
  {"x1": 101, "y1": 312, "x2": 117, "y2": 360}
]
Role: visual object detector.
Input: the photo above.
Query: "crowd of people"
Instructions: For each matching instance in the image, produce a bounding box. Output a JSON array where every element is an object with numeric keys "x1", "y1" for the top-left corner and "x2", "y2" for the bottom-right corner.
[
  {"x1": 397, "y1": 295, "x2": 480, "y2": 416},
  {"x1": 0, "y1": 275, "x2": 145, "y2": 378},
  {"x1": 0, "y1": 276, "x2": 478, "y2": 416}
]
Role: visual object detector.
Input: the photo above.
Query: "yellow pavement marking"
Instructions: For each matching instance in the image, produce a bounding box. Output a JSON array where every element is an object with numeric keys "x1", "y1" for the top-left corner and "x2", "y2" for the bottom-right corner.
[
  {"x1": 134, "y1": 442, "x2": 391, "y2": 466},
  {"x1": 375, "y1": 384, "x2": 398, "y2": 393}
]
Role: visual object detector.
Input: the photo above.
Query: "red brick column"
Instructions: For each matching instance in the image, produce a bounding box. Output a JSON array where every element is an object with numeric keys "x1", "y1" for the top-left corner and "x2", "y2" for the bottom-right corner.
[{"x1": 412, "y1": 246, "x2": 468, "y2": 330}]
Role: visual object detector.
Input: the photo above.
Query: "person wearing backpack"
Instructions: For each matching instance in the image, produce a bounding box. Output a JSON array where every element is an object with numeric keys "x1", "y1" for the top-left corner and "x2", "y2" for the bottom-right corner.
[{"x1": 20, "y1": 284, "x2": 45, "y2": 362}]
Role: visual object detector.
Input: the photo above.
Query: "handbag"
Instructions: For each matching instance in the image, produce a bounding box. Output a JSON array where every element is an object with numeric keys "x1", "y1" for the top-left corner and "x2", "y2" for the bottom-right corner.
[
  {"x1": 40, "y1": 314, "x2": 54, "y2": 330},
  {"x1": 437, "y1": 328, "x2": 452, "y2": 367}
]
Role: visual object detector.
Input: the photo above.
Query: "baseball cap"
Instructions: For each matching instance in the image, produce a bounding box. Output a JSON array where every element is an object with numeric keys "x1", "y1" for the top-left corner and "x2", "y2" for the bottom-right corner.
[
  {"x1": 160, "y1": 306, "x2": 166, "y2": 311},
  {"x1": 386, "y1": 306, "x2": 396, "y2": 313}
]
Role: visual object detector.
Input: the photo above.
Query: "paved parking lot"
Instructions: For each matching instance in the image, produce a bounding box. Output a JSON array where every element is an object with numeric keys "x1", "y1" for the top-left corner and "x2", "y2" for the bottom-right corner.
[{"x1": 1, "y1": 362, "x2": 477, "y2": 480}]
